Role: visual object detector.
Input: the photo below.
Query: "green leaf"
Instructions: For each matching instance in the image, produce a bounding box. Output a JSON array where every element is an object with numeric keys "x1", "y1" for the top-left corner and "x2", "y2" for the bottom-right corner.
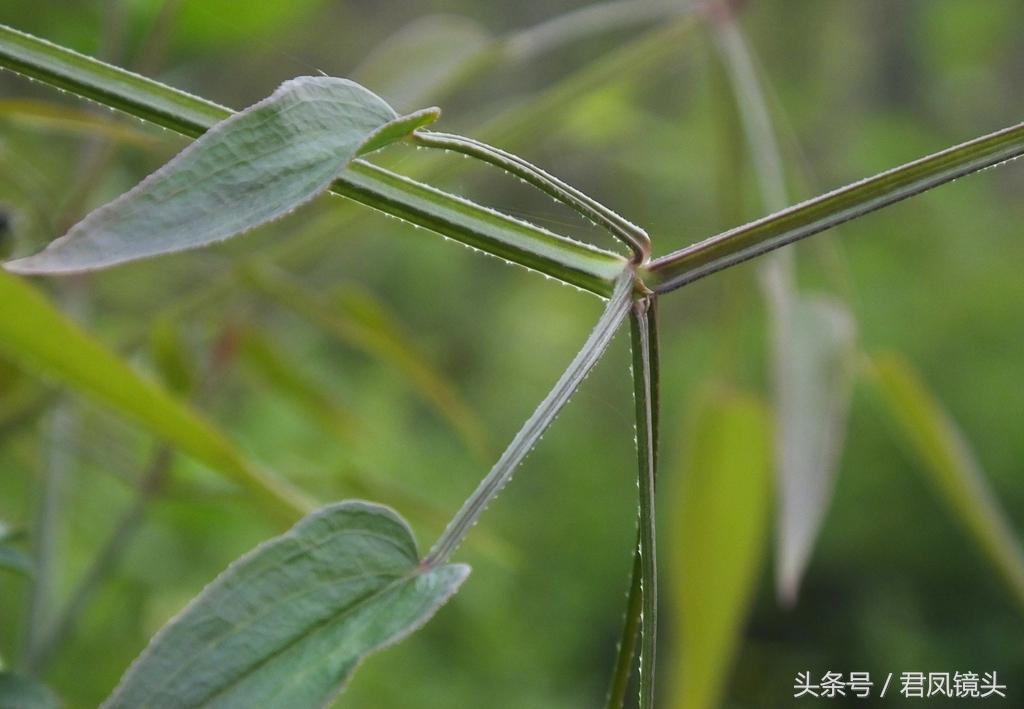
[
  {"x1": 4, "y1": 77, "x2": 438, "y2": 275},
  {"x1": 0, "y1": 270, "x2": 311, "y2": 520},
  {"x1": 0, "y1": 672, "x2": 60, "y2": 709},
  {"x1": 0, "y1": 24, "x2": 625, "y2": 296},
  {"x1": 774, "y1": 295, "x2": 856, "y2": 604},
  {"x1": 646, "y1": 120, "x2": 1024, "y2": 293},
  {"x1": 102, "y1": 500, "x2": 469, "y2": 709},
  {"x1": 865, "y1": 352, "x2": 1024, "y2": 608},
  {"x1": 670, "y1": 388, "x2": 772, "y2": 709}
]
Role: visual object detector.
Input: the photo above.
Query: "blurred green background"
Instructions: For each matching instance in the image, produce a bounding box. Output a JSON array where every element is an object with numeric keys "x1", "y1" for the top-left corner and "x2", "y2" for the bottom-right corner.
[{"x1": 1, "y1": 1, "x2": 1022, "y2": 707}]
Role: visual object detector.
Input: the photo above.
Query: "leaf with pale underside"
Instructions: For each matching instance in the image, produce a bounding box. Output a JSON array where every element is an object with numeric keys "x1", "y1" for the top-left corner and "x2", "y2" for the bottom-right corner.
[
  {"x1": 4, "y1": 76, "x2": 437, "y2": 275},
  {"x1": 0, "y1": 24, "x2": 626, "y2": 296},
  {"x1": 774, "y1": 294, "x2": 856, "y2": 604},
  {"x1": 103, "y1": 500, "x2": 469, "y2": 709}
]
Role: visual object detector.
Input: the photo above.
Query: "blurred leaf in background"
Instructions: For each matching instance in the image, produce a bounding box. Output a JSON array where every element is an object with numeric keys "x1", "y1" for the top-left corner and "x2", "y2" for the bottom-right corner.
[{"x1": 669, "y1": 388, "x2": 772, "y2": 709}]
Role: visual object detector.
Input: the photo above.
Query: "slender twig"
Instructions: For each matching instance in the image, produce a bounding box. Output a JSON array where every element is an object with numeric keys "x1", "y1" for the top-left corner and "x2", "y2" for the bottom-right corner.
[
  {"x1": 629, "y1": 297, "x2": 659, "y2": 709},
  {"x1": 412, "y1": 131, "x2": 650, "y2": 262},
  {"x1": 644, "y1": 120, "x2": 1024, "y2": 293},
  {"x1": 0, "y1": 24, "x2": 624, "y2": 297},
  {"x1": 423, "y1": 269, "x2": 636, "y2": 567},
  {"x1": 26, "y1": 448, "x2": 173, "y2": 671},
  {"x1": 711, "y1": 8, "x2": 794, "y2": 304},
  {"x1": 605, "y1": 536, "x2": 642, "y2": 709},
  {"x1": 712, "y1": 11, "x2": 858, "y2": 607},
  {"x1": 28, "y1": 313, "x2": 234, "y2": 671},
  {"x1": 23, "y1": 396, "x2": 74, "y2": 670},
  {"x1": 606, "y1": 295, "x2": 660, "y2": 708}
]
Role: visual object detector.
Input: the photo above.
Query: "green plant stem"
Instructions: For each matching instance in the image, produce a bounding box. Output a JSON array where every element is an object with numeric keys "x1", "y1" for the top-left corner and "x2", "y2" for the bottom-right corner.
[
  {"x1": 412, "y1": 131, "x2": 650, "y2": 261},
  {"x1": 0, "y1": 24, "x2": 623, "y2": 297},
  {"x1": 629, "y1": 297, "x2": 659, "y2": 709},
  {"x1": 23, "y1": 396, "x2": 75, "y2": 671},
  {"x1": 27, "y1": 448, "x2": 173, "y2": 672},
  {"x1": 605, "y1": 536, "x2": 643, "y2": 709},
  {"x1": 605, "y1": 297, "x2": 662, "y2": 709},
  {"x1": 645, "y1": 120, "x2": 1024, "y2": 293},
  {"x1": 423, "y1": 270, "x2": 636, "y2": 567},
  {"x1": 711, "y1": 10, "x2": 794, "y2": 302},
  {"x1": 339, "y1": 161, "x2": 624, "y2": 295}
]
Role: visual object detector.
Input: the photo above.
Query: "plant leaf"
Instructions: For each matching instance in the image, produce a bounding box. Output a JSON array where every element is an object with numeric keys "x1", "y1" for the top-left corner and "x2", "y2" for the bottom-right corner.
[
  {"x1": 670, "y1": 388, "x2": 772, "y2": 709},
  {"x1": 0, "y1": 672, "x2": 60, "y2": 709},
  {"x1": 0, "y1": 24, "x2": 625, "y2": 296},
  {"x1": 4, "y1": 76, "x2": 438, "y2": 275},
  {"x1": 0, "y1": 270, "x2": 311, "y2": 520},
  {"x1": 774, "y1": 295, "x2": 856, "y2": 604},
  {"x1": 865, "y1": 352, "x2": 1024, "y2": 608},
  {"x1": 102, "y1": 500, "x2": 469, "y2": 709}
]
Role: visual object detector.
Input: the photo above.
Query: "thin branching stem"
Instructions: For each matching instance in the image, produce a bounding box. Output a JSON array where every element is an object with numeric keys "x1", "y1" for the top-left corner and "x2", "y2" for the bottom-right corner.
[
  {"x1": 629, "y1": 297, "x2": 659, "y2": 709},
  {"x1": 27, "y1": 448, "x2": 173, "y2": 671},
  {"x1": 605, "y1": 539, "x2": 643, "y2": 709},
  {"x1": 645, "y1": 120, "x2": 1024, "y2": 293},
  {"x1": 0, "y1": 24, "x2": 624, "y2": 297},
  {"x1": 424, "y1": 269, "x2": 636, "y2": 567},
  {"x1": 23, "y1": 396, "x2": 74, "y2": 671},
  {"x1": 412, "y1": 130, "x2": 651, "y2": 262}
]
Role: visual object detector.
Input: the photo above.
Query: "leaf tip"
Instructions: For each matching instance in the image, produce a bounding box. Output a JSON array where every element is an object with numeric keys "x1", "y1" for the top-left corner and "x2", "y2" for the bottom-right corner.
[
  {"x1": 2, "y1": 256, "x2": 44, "y2": 275},
  {"x1": 3, "y1": 251, "x2": 84, "y2": 276}
]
